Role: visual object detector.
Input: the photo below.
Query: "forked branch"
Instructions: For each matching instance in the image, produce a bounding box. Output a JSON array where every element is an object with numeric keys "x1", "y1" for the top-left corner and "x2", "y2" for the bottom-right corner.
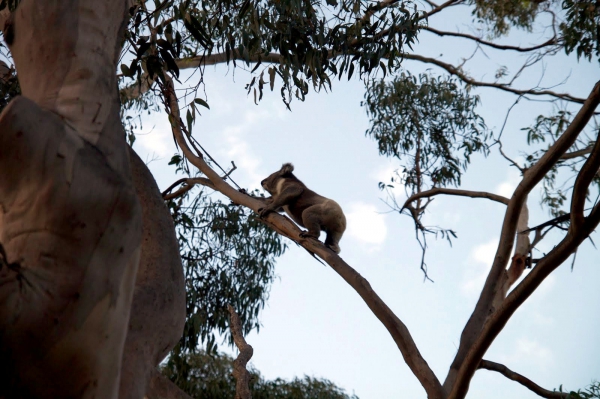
[
  {"x1": 479, "y1": 360, "x2": 568, "y2": 399},
  {"x1": 447, "y1": 81, "x2": 600, "y2": 399}
]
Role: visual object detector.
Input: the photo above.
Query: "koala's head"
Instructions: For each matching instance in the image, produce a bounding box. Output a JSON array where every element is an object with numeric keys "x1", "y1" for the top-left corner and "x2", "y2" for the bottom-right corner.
[{"x1": 261, "y1": 163, "x2": 294, "y2": 194}]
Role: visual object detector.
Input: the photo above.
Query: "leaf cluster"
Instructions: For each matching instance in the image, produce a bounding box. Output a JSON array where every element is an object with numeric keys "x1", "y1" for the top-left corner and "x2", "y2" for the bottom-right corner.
[
  {"x1": 468, "y1": 0, "x2": 542, "y2": 37},
  {"x1": 168, "y1": 185, "x2": 287, "y2": 354},
  {"x1": 364, "y1": 71, "x2": 489, "y2": 192},
  {"x1": 121, "y1": 0, "x2": 421, "y2": 107},
  {"x1": 562, "y1": 381, "x2": 600, "y2": 399},
  {"x1": 561, "y1": 0, "x2": 600, "y2": 62},
  {"x1": 162, "y1": 350, "x2": 359, "y2": 399}
]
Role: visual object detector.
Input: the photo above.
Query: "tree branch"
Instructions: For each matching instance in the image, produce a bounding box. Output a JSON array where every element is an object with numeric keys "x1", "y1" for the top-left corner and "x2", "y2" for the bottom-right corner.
[
  {"x1": 228, "y1": 305, "x2": 253, "y2": 399},
  {"x1": 162, "y1": 177, "x2": 215, "y2": 200},
  {"x1": 479, "y1": 360, "x2": 568, "y2": 399},
  {"x1": 160, "y1": 76, "x2": 444, "y2": 399},
  {"x1": 447, "y1": 81, "x2": 600, "y2": 399},
  {"x1": 402, "y1": 53, "x2": 586, "y2": 103},
  {"x1": 362, "y1": 0, "x2": 400, "y2": 23},
  {"x1": 422, "y1": 27, "x2": 558, "y2": 52},
  {"x1": 420, "y1": 0, "x2": 463, "y2": 19},
  {"x1": 178, "y1": 51, "x2": 584, "y2": 106},
  {"x1": 561, "y1": 145, "x2": 593, "y2": 160},
  {"x1": 449, "y1": 202, "x2": 600, "y2": 399},
  {"x1": 570, "y1": 136, "x2": 600, "y2": 231},
  {"x1": 177, "y1": 50, "x2": 282, "y2": 69},
  {"x1": 402, "y1": 188, "x2": 509, "y2": 209}
]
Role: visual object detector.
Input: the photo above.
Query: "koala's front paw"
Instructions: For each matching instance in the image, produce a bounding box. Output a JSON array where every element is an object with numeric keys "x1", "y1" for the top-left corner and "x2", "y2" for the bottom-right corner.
[{"x1": 299, "y1": 231, "x2": 318, "y2": 239}]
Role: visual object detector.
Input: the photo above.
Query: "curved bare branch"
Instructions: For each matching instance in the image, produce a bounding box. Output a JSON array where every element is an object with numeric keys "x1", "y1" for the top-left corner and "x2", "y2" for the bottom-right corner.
[
  {"x1": 403, "y1": 188, "x2": 509, "y2": 209},
  {"x1": 162, "y1": 177, "x2": 215, "y2": 200},
  {"x1": 479, "y1": 360, "x2": 568, "y2": 399},
  {"x1": 402, "y1": 53, "x2": 586, "y2": 103},
  {"x1": 422, "y1": 27, "x2": 558, "y2": 53}
]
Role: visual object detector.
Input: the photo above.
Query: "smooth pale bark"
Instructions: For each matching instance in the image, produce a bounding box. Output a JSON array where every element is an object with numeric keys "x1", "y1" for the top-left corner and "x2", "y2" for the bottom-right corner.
[
  {"x1": 122, "y1": 148, "x2": 186, "y2": 399},
  {"x1": 0, "y1": 1, "x2": 142, "y2": 398}
]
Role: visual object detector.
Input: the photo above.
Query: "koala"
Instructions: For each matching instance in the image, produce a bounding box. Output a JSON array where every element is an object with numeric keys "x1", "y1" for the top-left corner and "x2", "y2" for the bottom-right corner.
[{"x1": 258, "y1": 163, "x2": 346, "y2": 254}]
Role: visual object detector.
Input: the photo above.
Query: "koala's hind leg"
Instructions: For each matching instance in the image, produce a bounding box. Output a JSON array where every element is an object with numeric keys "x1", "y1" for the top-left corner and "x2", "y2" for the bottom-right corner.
[
  {"x1": 299, "y1": 205, "x2": 322, "y2": 240},
  {"x1": 324, "y1": 231, "x2": 342, "y2": 254}
]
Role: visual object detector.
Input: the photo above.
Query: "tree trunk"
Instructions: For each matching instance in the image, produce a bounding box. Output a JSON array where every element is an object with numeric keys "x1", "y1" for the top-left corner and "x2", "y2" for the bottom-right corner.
[
  {"x1": 121, "y1": 148, "x2": 186, "y2": 399},
  {"x1": 0, "y1": 1, "x2": 144, "y2": 397}
]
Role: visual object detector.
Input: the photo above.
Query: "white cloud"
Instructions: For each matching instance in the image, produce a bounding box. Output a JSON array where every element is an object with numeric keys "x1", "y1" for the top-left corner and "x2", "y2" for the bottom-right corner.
[
  {"x1": 345, "y1": 202, "x2": 388, "y2": 248},
  {"x1": 217, "y1": 108, "x2": 275, "y2": 188},
  {"x1": 462, "y1": 239, "x2": 498, "y2": 296},
  {"x1": 494, "y1": 169, "x2": 521, "y2": 198},
  {"x1": 134, "y1": 115, "x2": 173, "y2": 158},
  {"x1": 500, "y1": 337, "x2": 554, "y2": 369},
  {"x1": 472, "y1": 240, "x2": 498, "y2": 264}
]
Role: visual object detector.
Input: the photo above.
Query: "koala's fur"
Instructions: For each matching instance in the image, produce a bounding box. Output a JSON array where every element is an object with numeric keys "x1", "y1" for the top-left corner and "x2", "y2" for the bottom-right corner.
[{"x1": 259, "y1": 163, "x2": 346, "y2": 254}]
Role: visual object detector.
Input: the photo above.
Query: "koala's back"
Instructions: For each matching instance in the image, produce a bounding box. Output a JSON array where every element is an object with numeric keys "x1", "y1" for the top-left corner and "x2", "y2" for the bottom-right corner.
[
  {"x1": 284, "y1": 187, "x2": 345, "y2": 233},
  {"x1": 282, "y1": 186, "x2": 324, "y2": 226}
]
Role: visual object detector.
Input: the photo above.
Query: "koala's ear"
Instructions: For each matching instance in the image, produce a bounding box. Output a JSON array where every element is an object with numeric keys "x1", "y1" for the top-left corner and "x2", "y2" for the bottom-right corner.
[{"x1": 280, "y1": 163, "x2": 294, "y2": 175}]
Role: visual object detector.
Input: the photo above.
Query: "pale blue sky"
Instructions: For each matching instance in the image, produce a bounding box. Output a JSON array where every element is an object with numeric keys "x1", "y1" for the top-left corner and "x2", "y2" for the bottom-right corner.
[{"x1": 134, "y1": 3, "x2": 600, "y2": 398}]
